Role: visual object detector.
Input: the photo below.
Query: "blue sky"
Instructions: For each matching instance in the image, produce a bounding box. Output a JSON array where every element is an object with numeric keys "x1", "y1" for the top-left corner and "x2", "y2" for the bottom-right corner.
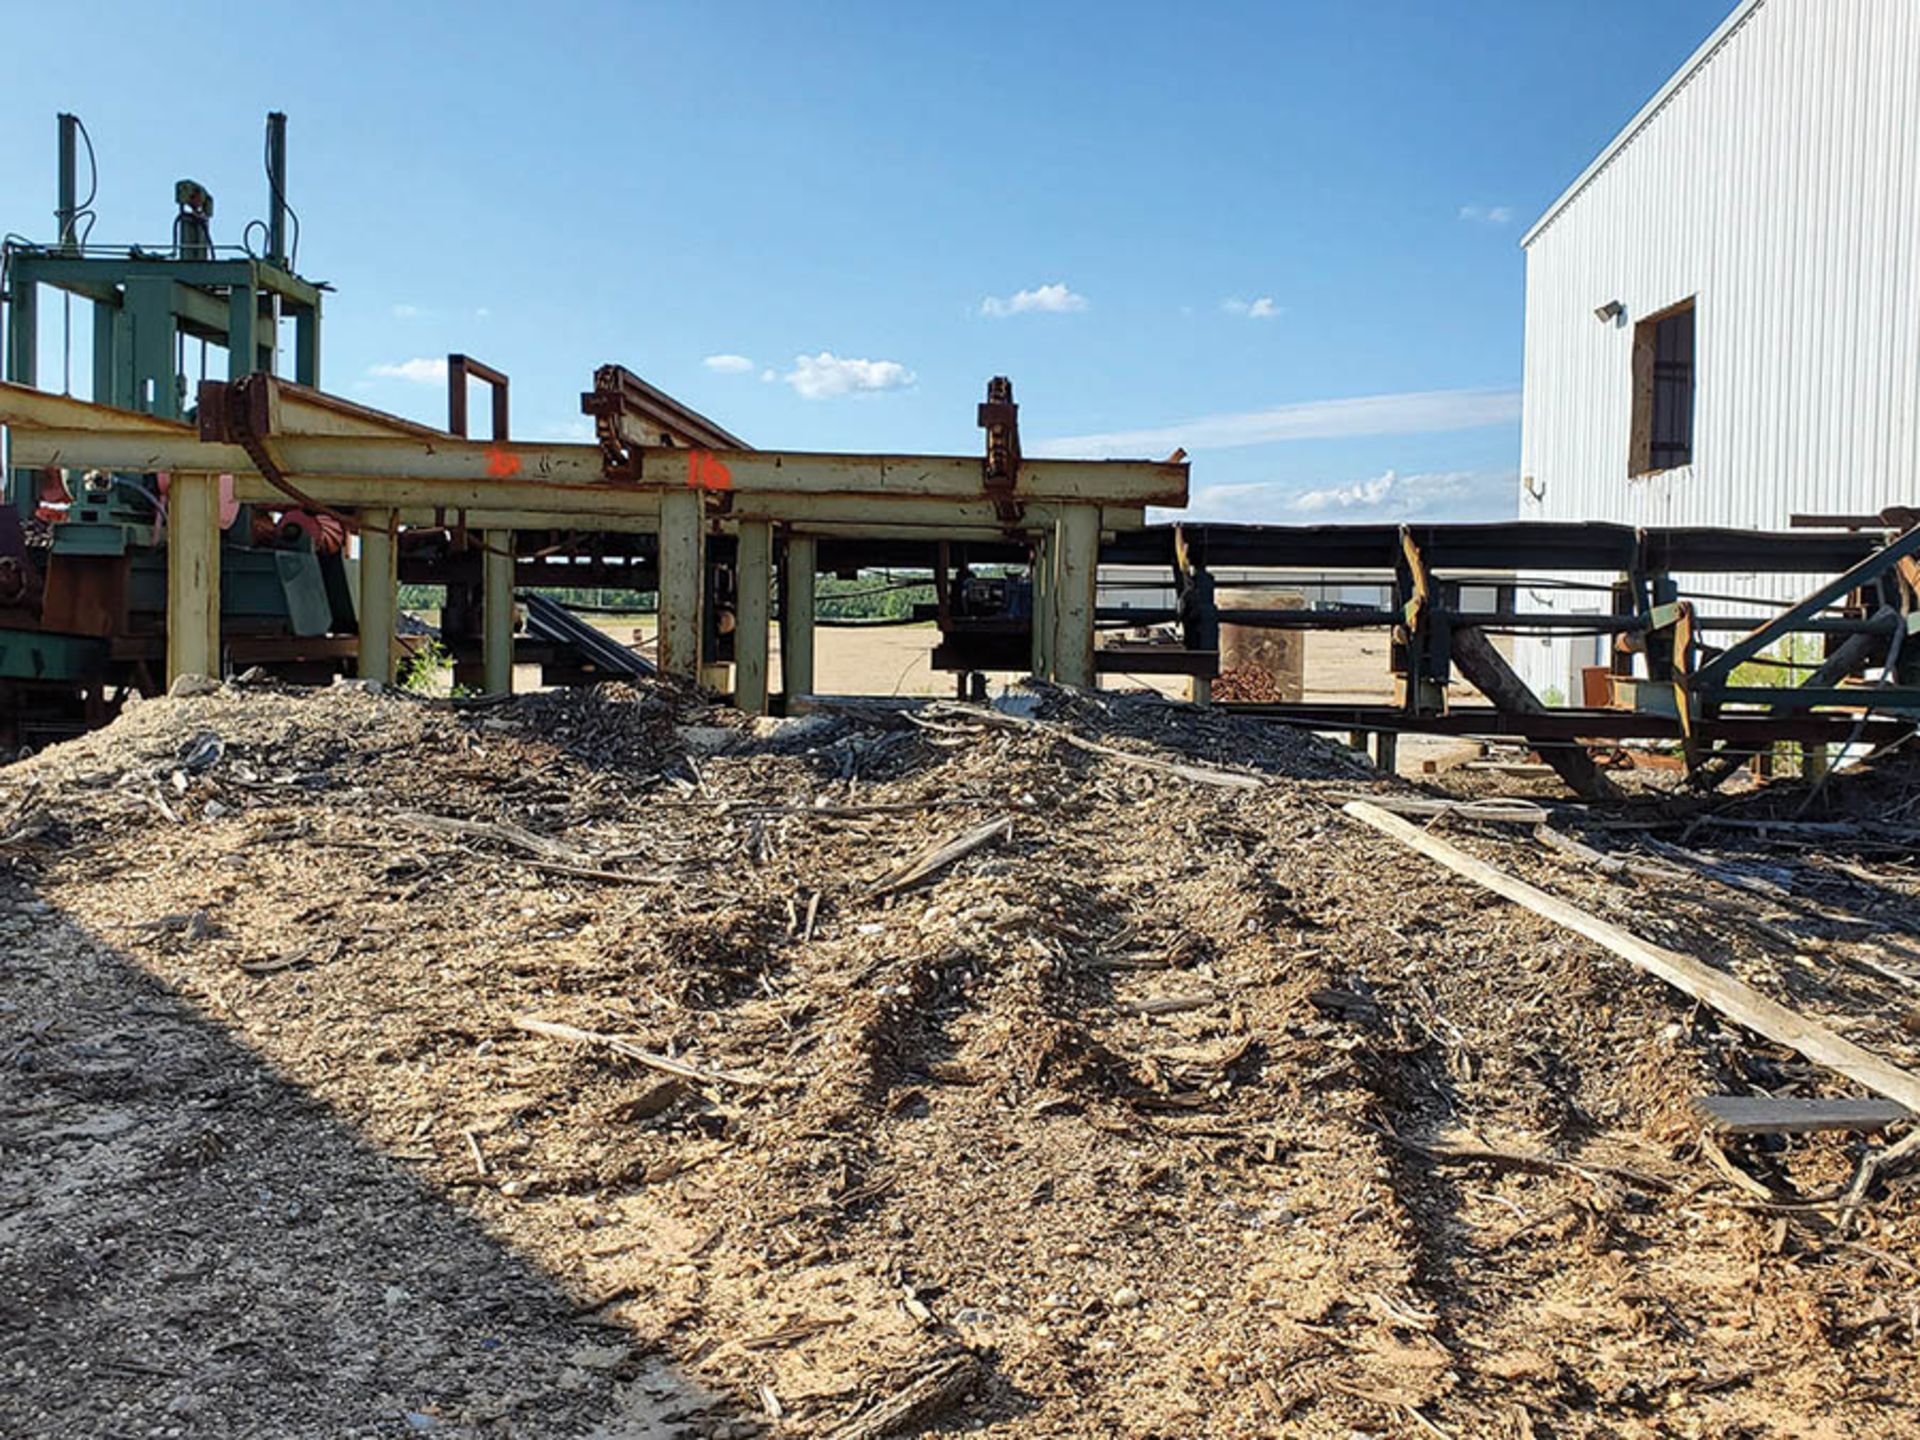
[{"x1": 5, "y1": 0, "x2": 1731, "y2": 522}]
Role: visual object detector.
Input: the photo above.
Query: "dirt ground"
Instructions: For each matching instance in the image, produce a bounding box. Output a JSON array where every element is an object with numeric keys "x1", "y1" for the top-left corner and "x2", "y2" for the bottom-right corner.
[
  {"x1": 4, "y1": 678, "x2": 1919, "y2": 1438},
  {"x1": 572, "y1": 619, "x2": 1406, "y2": 706}
]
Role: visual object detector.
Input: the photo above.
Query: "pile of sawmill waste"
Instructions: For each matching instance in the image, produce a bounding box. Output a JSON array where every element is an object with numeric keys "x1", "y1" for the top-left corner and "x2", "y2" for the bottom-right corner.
[
  {"x1": 4, "y1": 675, "x2": 1920, "y2": 1439},
  {"x1": 1207, "y1": 664, "x2": 1294, "y2": 704}
]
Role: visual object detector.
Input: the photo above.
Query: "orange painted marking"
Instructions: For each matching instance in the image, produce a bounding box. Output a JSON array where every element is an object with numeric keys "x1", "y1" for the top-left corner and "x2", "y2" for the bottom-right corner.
[
  {"x1": 485, "y1": 447, "x2": 522, "y2": 478},
  {"x1": 687, "y1": 450, "x2": 733, "y2": 491}
]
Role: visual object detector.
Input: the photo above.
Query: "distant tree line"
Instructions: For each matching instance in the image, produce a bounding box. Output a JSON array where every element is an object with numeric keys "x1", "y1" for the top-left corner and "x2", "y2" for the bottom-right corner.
[{"x1": 397, "y1": 573, "x2": 947, "y2": 621}]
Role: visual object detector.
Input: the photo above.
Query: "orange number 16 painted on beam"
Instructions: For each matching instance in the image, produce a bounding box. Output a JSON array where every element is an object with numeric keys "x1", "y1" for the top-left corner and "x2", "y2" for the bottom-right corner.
[{"x1": 687, "y1": 450, "x2": 733, "y2": 491}]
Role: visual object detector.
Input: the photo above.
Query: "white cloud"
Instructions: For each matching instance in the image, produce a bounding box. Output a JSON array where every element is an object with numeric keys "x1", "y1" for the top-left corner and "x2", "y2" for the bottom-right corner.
[
  {"x1": 1458, "y1": 203, "x2": 1515, "y2": 224},
  {"x1": 703, "y1": 353, "x2": 755, "y2": 374},
  {"x1": 1221, "y1": 296, "x2": 1282, "y2": 319},
  {"x1": 981, "y1": 282, "x2": 1088, "y2": 318},
  {"x1": 782, "y1": 352, "x2": 915, "y2": 400},
  {"x1": 1036, "y1": 385, "x2": 1522, "y2": 458},
  {"x1": 760, "y1": 368, "x2": 776, "y2": 383},
  {"x1": 475, "y1": 307, "x2": 492, "y2": 319},
  {"x1": 1294, "y1": 473, "x2": 1398, "y2": 511},
  {"x1": 391, "y1": 303, "x2": 422, "y2": 319},
  {"x1": 367, "y1": 357, "x2": 448, "y2": 384},
  {"x1": 1295, "y1": 468, "x2": 1516, "y2": 520},
  {"x1": 1184, "y1": 468, "x2": 1519, "y2": 524}
]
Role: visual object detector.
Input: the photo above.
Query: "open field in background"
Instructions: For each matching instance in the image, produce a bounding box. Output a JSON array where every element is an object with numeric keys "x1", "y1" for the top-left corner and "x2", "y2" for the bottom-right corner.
[
  {"x1": 565, "y1": 615, "x2": 1490, "y2": 774},
  {"x1": 572, "y1": 615, "x2": 1419, "y2": 704}
]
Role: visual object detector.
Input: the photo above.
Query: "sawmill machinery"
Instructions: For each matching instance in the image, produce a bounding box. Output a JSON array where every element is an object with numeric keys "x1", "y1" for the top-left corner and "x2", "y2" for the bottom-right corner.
[{"x1": 0, "y1": 112, "x2": 356, "y2": 746}]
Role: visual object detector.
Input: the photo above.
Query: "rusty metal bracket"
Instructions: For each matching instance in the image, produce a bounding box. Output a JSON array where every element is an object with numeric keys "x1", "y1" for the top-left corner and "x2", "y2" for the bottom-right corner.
[
  {"x1": 447, "y1": 354, "x2": 510, "y2": 441},
  {"x1": 197, "y1": 375, "x2": 334, "y2": 521},
  {"x1": 1393, "y1": 526, "x2": 1448, "y2": 713},
  {"x1": 582, "y1": 364, "x2": 749, "y2": 478},
  {"x1": 977, "y1": 376, "x2": 1023, "y2": 526}
]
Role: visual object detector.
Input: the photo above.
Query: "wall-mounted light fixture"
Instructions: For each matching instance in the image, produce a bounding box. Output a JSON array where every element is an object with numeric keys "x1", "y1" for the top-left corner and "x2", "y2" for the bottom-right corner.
[{"x1": 1594, "y1": 299, "x2": 1625, "y2": 323}]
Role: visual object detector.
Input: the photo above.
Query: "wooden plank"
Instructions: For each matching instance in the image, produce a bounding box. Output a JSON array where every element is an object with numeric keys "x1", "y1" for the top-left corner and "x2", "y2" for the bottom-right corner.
[
  {"x1": 1450, "y1": 625, "x2": 1612, "y2": 799},
  {"x1": 1628, "y1": 318, "x2": 1655, "y2": 477},
  {"x1": 511, "y1": 1016, "x2": 757, "y2": 1089},
  {"x1": 1693, "y1": 1095, "x2": 1912, "y2": 1136},
  {"x1": 1343, "y1": 799, "x2": 1920, "y2": 1116},
  {"x1": 1324, "y1": 792, "x2": 1552, "y2": 825},
  {"x1": 866, "y1": 815, "x2": 1015, "y2": 898}
]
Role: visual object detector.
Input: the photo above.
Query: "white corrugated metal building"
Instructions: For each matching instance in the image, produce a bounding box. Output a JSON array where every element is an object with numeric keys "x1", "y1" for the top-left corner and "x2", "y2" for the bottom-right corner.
[{"x1": 1516, "y1": 0, "x2": 1920, "y2": 697}]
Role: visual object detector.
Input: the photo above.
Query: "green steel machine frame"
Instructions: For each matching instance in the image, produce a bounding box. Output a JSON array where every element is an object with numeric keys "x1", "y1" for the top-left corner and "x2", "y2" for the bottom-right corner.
[
  {"x1": 4, "y1": 113, "x2": 320, "y2": 448},
  {"x1": 0, "y1": 112, "x2": 352, "y2": 746}
]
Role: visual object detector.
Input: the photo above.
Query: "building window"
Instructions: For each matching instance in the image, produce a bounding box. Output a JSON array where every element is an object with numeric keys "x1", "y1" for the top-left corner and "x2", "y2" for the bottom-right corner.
[{"x1": 1630, "y1": 299, "x2": 1694, "y2": 475}]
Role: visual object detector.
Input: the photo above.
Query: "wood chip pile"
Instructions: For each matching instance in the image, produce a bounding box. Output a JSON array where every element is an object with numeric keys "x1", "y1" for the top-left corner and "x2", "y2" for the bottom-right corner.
[{"x1": 3, "y1": 675, "x2": 1918, "y2": 1438}]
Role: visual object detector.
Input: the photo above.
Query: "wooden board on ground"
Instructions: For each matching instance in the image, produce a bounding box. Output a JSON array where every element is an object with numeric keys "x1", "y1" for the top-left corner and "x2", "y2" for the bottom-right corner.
[
  {"x1": 1343, "y1": 799, "x2": 1920, "y2": 1117},
  {"x1": 1694, "y1": 1095, "x2": 1912, "y2": 1135}
]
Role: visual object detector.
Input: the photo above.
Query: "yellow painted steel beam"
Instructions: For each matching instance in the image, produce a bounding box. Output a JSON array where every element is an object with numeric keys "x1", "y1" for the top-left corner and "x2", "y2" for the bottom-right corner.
[
  {"x1": 166, "y1": 472, "x2": 221, "y2": 683},
  {"x1": 657, "y1": 489, "x2": 704, "y2": 680},
  {"x1": 357, "y1": 509, "x2": 399, "y2": 684},
  {"x1": 269, "y1": 380, "x2": 451, "y2": 440},
  {"x1": 389, "y1": 508, "x2": 661, "y2": 532},
  {"x1": 636, "y1": 447, "x2": 1186, "y2": 506},
  {"x1": 0, "y1": 381, "x2": 187, "y2": 434},
  {"x1": 1051, "y1": 505, "x2": 1101, "y2": 688},
  {"x1": 482, "y1": 531, "x2": 515, "y2": 695},
  {"x1": 230, "y1": 476, "x2": 663, "y2": 515},
  {"x1": 7, "y1": 429, "x2": 609, "y2": 487},
  {"x1": 7, "y1": 415, "x2": 1184, "y2": 508},
  {"x1": 782, "y1": 536, "x2": 816, "y2": 701}
]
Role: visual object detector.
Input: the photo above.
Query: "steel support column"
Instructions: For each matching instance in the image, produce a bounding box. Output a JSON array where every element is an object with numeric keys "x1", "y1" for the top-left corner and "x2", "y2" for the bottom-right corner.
[
  {"x1": 482, "y1": 530, "x2": 515, "y2": 694},
  {"x1": 166, "y1": 472, "x2": 221, "y2": 682},
  {"x1": 125, "y1": 275, "x2": 178, "y2": 418},
  {"x1": 227, "y1": 285, "x2": 258, "y2": 380},
  {"x1": 293, "y1": 303, "x2": 320, "y2": 387},
  {"x1": 5, "y1": 275, "x2": 37, "y2": 519},
  {"x1": 1030, "y1": 534, "x2": 1053, "y2": 678},
  {"x1": 735, "y1": 520, "x2": 772, "y2": 714},
  {"x1": 357, "y1": 509, "x2": 398, "y2": 684},
  {"x1": 1051, "y1": 505, "x2": 1100, "y2": 688},
  {"x1": 782, "y1": 534, "x2": 817, "y2": 701},
  {"x1": 658, "y1": 489, "x2": 704, "y2": 681}
]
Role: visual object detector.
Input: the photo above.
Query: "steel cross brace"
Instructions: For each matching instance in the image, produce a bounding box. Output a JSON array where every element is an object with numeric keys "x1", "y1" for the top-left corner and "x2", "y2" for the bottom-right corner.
[{"x1": 1694, "y1": 525, "x2": 1920, "y2": 688}]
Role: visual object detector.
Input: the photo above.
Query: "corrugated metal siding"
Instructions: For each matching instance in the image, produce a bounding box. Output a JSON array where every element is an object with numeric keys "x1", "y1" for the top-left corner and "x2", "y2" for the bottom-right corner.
[{"x1": 1517, "y1": 0, "x2": 1920, "y2": 692}]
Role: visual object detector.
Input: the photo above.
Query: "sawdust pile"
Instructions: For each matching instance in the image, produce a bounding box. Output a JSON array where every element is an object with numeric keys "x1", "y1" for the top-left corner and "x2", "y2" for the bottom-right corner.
[{"x1": 4, "y1": 676, "x2": 1919, "y2": 1439}]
